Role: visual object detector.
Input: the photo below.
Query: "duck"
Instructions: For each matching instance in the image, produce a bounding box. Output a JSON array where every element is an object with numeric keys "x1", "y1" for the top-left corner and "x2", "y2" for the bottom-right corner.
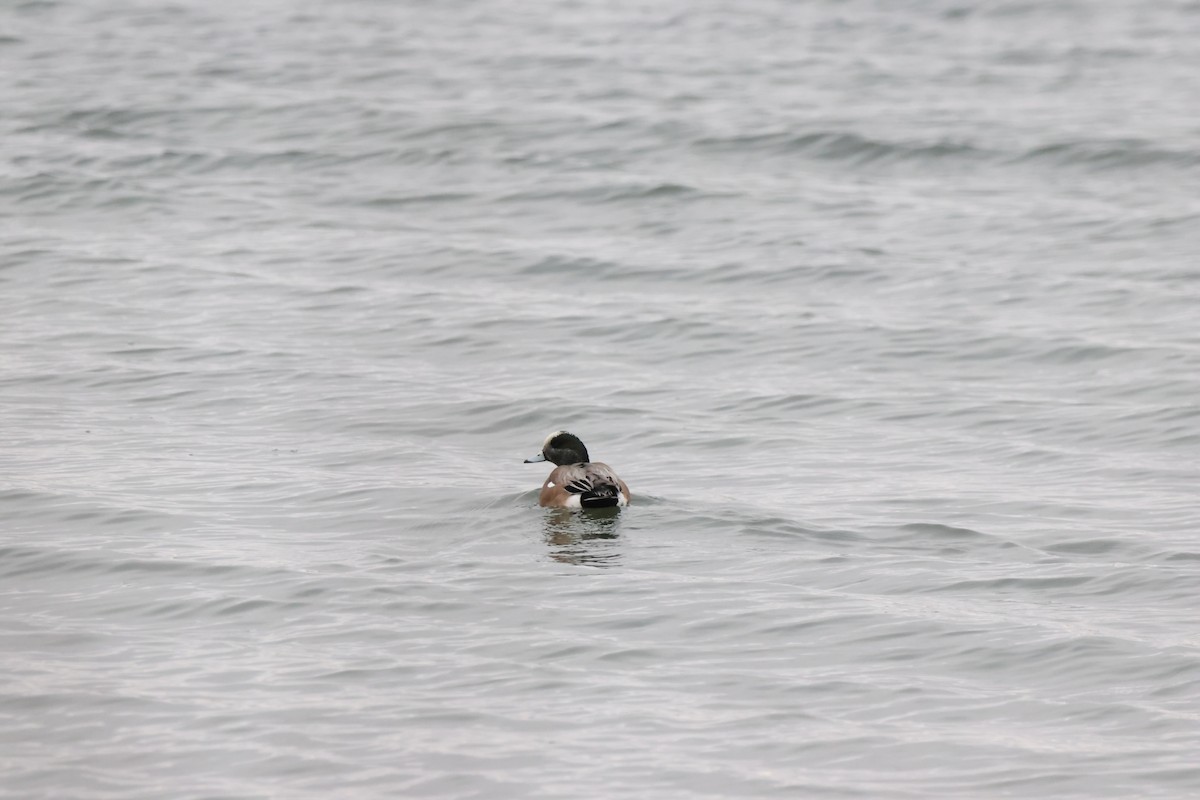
[{"x1": 524, "y1": 431, "x2": 631, "y2": 509}]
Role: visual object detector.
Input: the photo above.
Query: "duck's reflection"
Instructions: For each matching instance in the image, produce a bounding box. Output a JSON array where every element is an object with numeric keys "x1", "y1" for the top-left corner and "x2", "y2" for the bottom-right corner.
[{"x1": 543, "y1": 508, "x2": 623, "y2": 567}]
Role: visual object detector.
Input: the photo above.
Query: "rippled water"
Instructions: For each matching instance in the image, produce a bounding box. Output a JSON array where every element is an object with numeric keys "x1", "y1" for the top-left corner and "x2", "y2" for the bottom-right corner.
[{"x1": 3, "y1": 0, "x2": 1200, "y2": 797}]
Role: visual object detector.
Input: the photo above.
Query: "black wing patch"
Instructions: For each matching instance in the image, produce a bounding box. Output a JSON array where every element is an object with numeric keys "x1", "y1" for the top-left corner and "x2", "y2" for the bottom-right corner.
[
  {"x1": 580, "y1": 482, "x2": 620, "y2": 508},
  {"x1": 565, "y1": 477, "x2": 593, "y2": 494}
]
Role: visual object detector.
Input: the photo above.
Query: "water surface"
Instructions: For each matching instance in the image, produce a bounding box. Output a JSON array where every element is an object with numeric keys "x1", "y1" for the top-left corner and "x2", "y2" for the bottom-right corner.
[{"x1": 2, "y1": 0, "x2": 1199, "y2": 797}]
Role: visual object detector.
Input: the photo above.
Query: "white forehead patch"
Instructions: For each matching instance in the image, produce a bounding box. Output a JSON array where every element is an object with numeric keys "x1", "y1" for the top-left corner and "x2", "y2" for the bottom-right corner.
[{"x1": 543, "y1": 430, "x2": 566, "y2": 449}]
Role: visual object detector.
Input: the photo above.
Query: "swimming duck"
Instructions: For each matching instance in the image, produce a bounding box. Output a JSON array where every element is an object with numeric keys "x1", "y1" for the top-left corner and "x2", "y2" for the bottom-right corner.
[{"x1": 524, "y1": 431, "x2": 630, "y2": 509}]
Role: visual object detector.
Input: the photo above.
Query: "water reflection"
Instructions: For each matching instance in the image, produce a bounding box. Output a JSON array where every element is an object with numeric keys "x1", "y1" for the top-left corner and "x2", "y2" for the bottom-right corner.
[{"x1": 542, "y1": 508, "x2": 623, "y2": 567}]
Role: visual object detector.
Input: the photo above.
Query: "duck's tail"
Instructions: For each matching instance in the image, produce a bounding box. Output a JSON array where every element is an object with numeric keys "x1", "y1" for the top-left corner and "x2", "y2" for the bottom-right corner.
[{"x1": 580, "y1": 483, "x2": 621, "y2": 509}]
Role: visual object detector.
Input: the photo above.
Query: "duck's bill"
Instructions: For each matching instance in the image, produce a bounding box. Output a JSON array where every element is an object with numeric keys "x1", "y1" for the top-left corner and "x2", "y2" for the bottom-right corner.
[{"x1": 523, "y1": 452, "x2": 546, "y2": 463}]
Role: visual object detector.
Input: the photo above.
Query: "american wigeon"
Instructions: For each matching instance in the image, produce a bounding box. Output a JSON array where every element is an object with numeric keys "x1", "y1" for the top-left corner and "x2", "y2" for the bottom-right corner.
[{"x1": 524, "y1": 431, "x2": 631, "y2": 509}]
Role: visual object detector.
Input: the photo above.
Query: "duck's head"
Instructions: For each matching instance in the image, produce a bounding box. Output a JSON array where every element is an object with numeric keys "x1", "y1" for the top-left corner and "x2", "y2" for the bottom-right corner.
[{"x1": 524, "y1": 431, "x2": 590, "y2": 466}]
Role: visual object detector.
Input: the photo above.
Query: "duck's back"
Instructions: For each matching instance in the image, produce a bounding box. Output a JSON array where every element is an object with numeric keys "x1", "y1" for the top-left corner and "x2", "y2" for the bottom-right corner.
[{"x1": 540, "y1": 461, "x2": 630, "y2": 508}]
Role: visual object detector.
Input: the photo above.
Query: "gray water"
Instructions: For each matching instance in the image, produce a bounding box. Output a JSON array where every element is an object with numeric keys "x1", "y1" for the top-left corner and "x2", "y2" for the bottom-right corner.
[{"x1": 3, "y1": 0, "x2": 1200, "y2": 797}]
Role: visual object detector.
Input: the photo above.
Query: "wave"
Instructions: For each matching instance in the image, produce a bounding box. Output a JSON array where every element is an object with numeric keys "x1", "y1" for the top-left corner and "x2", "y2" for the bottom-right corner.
[
  {"x1": 498, "y1": 180, "x2": 726, "y2": 205},
  {"x1": 1011, "y1": 139, "x2": 1200, "y2": 170},
  {"x1": 695, "y1": 129, "x2": 990, "y2": 165},
  {"x1": 694, "y1": 129, "x2": 1200, "y2": 172}
]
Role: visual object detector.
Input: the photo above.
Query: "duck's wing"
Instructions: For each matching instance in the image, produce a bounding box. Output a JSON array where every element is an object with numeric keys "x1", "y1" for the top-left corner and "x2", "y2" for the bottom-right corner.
[
  {"x1": 583, "y1": 462, "x2": 622, "y2": 487},
  {"x1": 546, "y1": 463, "x2": 596, "y2": 496},
  {"x1": 587, "y1": 462, "x2": 631, "y2": 505},
  {"x1": 538, "y1": 462, "x2": 630, "y2": 508}
]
